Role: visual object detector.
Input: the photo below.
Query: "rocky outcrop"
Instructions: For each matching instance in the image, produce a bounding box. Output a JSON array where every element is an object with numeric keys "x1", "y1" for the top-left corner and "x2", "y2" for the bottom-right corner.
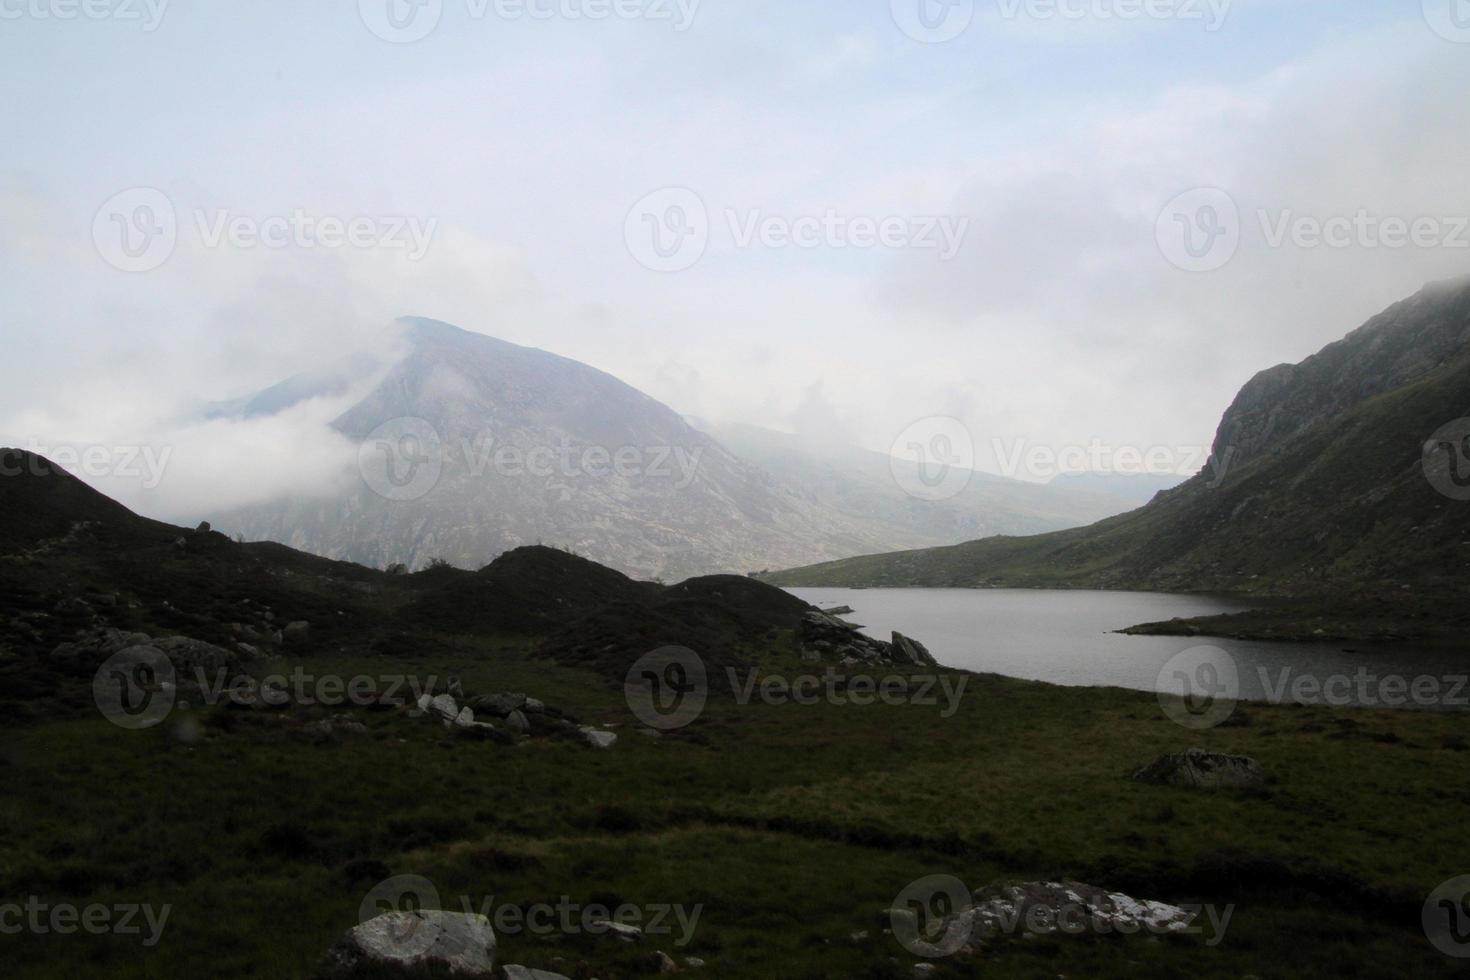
[
  {"x1": 1131, "y1": 748, "x2": 1266, "y2": 789},
  {"x1": 891, "y1": 880, "x2": 1196, "y2": 956},
  {"x1": 322, "y1": 910, "x2": 495, "y2": 977},
  {"x1": 51, "y1": 628, "x2": 249, "y2": 675},
  {"x1": 1210, "y1": 275, "x2": 1470, "y2": 473},
  {"x1": 799, "y1": 612, "x2": 941, "y2": 668},
  {"x1": 409, "y1": 689, "x2": 583, "y2": 746},
  {"x1": 890, "y1": 632, "x2": 937, "y2": 667}
]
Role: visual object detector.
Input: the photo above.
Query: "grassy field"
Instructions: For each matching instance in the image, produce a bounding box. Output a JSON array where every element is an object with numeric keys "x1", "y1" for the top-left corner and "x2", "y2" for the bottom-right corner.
[{"x1": 5, "y1": 632, "x2": 1470, "y2": 978}]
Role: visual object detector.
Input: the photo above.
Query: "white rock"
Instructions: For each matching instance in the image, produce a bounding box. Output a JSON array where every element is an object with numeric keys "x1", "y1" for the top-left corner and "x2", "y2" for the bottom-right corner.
[
  {"x1": 325, "y1": 910, "x2": 495, "y2": 977},
  {"x1": 580, "y1": 727, "x2": 618, "y2": 750}
]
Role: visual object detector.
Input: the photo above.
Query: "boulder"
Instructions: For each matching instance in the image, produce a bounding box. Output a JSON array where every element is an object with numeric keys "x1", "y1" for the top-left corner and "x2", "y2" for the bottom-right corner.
[
  {"x1": 51, "y1": 629, "x2": 248, "y2": 676},
  {"x1": 900, "y1": 879, "x2": 1196, "y2": 955},
  {"x1": 50, "y1": 629, "x2": 153, "y2": 663},
  {"x1": 891, "y1": 632, "x2": 937, "y2": 667},
  {"x1": 425, "y1": 694, "x2": 459, "y2": 725},
  {"x1": 282, "y1": 621, "x2": 311, "y2": 646},
  {"x1": 580, "y1": 727, "x2": 618, "y2": 750},
  {"x1": 153, "y1": 635, "x2": 248, "y2": 673},
  {"x1": 473, "y1": 692, "x2": 527, "y2": 717},
  {"x1": 322, "y1": 910, "x2": 495, "y2": 977},
  {"x1": 504, "y1": 710, "x2": 530, "y2": 734},
  {"x1": 589, "y1": 919, "x2": 641, "y2": 942},
  {"x1": 1131, "y1": 748, "x2": 1266, "y2": 789},
  {"x1": 503, "y1": 967, "x2": 572, "y2": 980},
  {"x1": 798, "y1": 612, "x2": 942, "y2": 667}
]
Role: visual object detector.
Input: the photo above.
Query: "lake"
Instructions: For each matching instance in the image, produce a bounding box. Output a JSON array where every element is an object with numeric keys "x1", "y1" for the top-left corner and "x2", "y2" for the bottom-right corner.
[{"x1": 787, "y1": 587, "x2": 1470, "y2": 711}]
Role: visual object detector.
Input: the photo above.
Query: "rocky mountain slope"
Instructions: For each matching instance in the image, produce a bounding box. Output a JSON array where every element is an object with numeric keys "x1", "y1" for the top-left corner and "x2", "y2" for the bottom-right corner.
[
  {"x1": 216, "y1": 318, "x2": 1126, "y2": 581},
  {"x1": 764, "y1": 277, "x2": 1470, "y2": 613}
]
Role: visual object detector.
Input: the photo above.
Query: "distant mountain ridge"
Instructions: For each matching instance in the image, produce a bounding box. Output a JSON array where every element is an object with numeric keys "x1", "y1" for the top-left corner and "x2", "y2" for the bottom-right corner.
[
  {"x1": 685, "y1": 417, "x2": 1146, "y2": 545},
  {"x1": 214, "y1": 318, "x2": 1137, "y2": 580},
  {"x1": 764, "y1": 277, "x2": 1470, "y2": 602}
]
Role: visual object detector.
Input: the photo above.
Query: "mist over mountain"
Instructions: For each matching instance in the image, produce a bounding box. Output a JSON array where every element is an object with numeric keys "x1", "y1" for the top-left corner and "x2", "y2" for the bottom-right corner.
[
  {"x1": 686, "y1": 416, "x2": 1146, "y2": 544},
  {"x1": 213, "y1": 318, "x2": 1138, "y2": 580}
]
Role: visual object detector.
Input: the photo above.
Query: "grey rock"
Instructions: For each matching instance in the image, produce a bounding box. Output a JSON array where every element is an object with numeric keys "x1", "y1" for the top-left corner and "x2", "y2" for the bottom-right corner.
[
  {"x1": 153, "y1": 635, "x2": 248, "y2": 673},
  {"x1": 425, "y1": 694, "x2": 459, "y2": 724},
  {"x1": 282, "y1": 621, "x2": 310, "y2": 645},
  {"x1": 589, "y1": 918, "x2": 641, "y2": 942},
  {"x1": 473, "y1": 692, "x2": 527, "y2": 717},
  {"x1": 504, "y1": 710, "x2": 530, "y2": 734},
  {"x1": 1132, "y1": 748, "x2": 1266, "y2": 789},
  {"x1": 891, "y1": 631, "x2": 937, "y2": 667},
  {"x1": 910, "y1": 880, "x2": 1196, "y2": 954},
  {"x1": 580, "y1": 727, "x2": 618, "y2": 750},
  {"x1": 502, "y1": 967, "x2": 572, "y2": 980},
  {"x1": 322, "y1": 909, "x2": 496, "y2": 977}
]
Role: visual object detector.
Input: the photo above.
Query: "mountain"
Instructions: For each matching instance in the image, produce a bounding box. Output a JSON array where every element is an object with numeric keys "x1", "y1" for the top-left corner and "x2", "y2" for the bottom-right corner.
[
  {"x1": 763, "y1": 277, "x2": 1470, "y2": 613},
  {"x1": 216, "y1": 318, "x2": 846, "y2": 581},
  {"x1": 685, "y1": 418, "x2": 1146, "y2": 545},
  {"x1": 214, "y1": 318, "x2": 1131, "y2": 581}
]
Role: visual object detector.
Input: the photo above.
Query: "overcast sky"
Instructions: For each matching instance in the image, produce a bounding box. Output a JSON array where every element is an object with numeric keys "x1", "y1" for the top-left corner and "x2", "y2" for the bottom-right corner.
[{"x1": 4, "y1": 0, "x2": 1470, "y2": 518}]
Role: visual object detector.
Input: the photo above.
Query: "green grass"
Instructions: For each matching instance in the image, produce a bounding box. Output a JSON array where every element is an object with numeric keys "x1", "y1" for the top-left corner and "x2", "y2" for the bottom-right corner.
[{"x1": 4, "y1": 637, "x2": 1470, "y2": 978}]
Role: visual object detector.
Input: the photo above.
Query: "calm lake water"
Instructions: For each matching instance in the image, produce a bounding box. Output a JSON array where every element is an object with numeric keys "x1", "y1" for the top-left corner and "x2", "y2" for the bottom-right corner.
[{"x1": 788, "y1": 588, "x2": 1470, "y2": 710}]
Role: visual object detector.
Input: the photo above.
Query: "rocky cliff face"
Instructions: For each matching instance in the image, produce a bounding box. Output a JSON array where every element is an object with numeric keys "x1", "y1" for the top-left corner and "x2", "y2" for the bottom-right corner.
[
  {"x1": 767, "y1": 276, "x2": 1470, "y2": 600},
  {"x1": 1210, "y1": 276, "x2": 1470, "y2": 473}
]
